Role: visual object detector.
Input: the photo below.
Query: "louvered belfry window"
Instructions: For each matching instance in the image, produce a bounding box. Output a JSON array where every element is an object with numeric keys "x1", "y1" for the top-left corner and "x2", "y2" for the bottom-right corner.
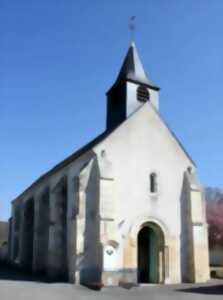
[{"x1": 137, "y1": 85, "x2": 150, "y2": 102}]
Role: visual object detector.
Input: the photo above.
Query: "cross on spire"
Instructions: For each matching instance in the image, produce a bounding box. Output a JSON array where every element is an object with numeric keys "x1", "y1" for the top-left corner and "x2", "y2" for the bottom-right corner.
[{"x1": 129, "y1": 16, "x2": 136, "y2": 42}]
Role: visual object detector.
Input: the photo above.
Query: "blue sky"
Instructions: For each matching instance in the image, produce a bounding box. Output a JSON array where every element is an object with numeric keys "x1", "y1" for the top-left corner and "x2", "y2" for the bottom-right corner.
[{"x1": 1, "y1": 0, "x2": 223, "y2": 220}]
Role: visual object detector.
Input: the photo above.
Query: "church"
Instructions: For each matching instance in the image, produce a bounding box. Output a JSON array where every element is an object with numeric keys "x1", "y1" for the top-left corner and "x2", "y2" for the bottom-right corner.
[{"x1": 8, "y1": 42, "x2": 210, "y2": 287}]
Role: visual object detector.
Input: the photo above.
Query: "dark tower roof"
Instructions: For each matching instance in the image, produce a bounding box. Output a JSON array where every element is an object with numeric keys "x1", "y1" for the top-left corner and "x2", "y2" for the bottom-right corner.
[{"x1": 113, "y1": 42, "x2": 159, "y2": 90}]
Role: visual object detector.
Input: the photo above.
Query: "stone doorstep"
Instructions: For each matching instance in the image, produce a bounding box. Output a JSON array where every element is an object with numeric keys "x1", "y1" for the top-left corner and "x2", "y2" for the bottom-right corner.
[{"x1": 139, "y1": 283, "x2": 163, "y2": 287}]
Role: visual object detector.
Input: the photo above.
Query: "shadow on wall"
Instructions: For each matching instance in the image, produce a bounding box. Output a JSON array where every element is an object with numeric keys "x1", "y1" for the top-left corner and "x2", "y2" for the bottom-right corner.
[
  {"x1": 0, "y1": 264, "x2": 49, "y2": 282},
  {"x1": 0, "y1": 242, "x2": 8, "y2": 264},
  {"x1": 80, "y1": 157, "x2": 103, "y2": 289},
  {"x1": 21, "y1": 198, "x2": 34, "y2": 271},
  {"x1": 180, "y1": 172, "x2": 194, "y2": 283},
  {"x1": 33, "y1": 187, "x2": 50, "y2": 277}
]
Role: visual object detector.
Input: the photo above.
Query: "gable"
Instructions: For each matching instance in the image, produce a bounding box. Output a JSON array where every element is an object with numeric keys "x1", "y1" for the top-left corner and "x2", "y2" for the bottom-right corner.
[{"x1": 94, "y1": 102, "x2": 195, "y2": 168}]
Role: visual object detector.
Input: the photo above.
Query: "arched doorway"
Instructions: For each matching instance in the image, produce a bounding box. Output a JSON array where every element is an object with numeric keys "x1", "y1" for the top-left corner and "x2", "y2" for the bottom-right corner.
[{"x1": 137, "y1": 222, "x2": 165, "y2": 283}]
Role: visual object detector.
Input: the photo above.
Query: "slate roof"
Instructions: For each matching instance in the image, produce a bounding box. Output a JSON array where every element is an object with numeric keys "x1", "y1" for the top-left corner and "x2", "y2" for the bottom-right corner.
[
  {"x1": 113, "y1": 42, "x2": 159, "y2": 90},
  {"x1": 12, "y1": 130, "x2": 111, "y2": 202}
]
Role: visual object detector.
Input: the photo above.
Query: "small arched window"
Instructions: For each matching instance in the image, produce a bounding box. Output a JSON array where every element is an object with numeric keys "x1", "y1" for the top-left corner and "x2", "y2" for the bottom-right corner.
[
  {"x1": 137, "y1": 86, "x2": 150, "y2": 103},
  {"x1": 150, "y1": 173, "x2": 157, "y2": 193}
]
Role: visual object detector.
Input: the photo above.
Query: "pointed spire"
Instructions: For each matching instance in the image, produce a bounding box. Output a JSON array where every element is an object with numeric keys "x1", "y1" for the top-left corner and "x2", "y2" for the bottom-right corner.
[{"x1": 115, "y1": 42, "x2": 159, "y2": 90}]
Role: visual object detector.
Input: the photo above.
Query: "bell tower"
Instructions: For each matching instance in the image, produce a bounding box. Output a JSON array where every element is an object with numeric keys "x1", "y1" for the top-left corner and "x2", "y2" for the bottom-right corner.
[{"x1": 106, "y1": 42, "x2": 160, "y2": 130}]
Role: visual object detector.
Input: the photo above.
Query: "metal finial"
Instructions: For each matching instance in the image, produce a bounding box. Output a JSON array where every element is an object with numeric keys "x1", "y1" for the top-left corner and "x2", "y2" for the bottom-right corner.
[{"x1": 129, "y1": 16, "x2": 136, "y2": 42}]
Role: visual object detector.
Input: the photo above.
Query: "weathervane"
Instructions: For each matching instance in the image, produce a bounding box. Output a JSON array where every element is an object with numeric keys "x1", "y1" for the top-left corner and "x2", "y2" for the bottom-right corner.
[{"x1": 129, "y1": 16, "x2": 136, "y2": 42}]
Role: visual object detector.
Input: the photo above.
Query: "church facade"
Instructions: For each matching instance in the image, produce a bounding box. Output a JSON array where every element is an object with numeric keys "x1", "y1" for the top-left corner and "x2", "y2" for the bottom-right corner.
[{"x1": 9, "y1": 42, "x2": 210, "y2": 286}]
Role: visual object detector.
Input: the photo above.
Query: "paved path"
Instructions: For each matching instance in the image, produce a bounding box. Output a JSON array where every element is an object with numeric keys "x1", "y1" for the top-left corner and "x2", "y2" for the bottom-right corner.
[
  {"x1": 0, "y1": 267, "x2": 222, "y2": 300},
  {"x1": 0, "y1": 279, "x2": 223, "y2": 300}
]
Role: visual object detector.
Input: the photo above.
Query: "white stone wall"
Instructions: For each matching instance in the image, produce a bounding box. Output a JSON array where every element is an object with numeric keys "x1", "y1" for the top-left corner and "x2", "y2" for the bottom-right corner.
[
  {"x1": 11, "y1": 150, "x2": 94, "y2": 282},
  {"x1": 94, "y1": 102, "x2": 197, "y2": 284},
  {"x1": 10, "y1": 100, "x2": 209, "y2": 286}
]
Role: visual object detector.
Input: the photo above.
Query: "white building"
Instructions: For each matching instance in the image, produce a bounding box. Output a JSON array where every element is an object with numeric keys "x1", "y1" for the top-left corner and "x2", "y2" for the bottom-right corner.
[{"x1": 9, "y1": 42, "x2": 210, "y2": 287}]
